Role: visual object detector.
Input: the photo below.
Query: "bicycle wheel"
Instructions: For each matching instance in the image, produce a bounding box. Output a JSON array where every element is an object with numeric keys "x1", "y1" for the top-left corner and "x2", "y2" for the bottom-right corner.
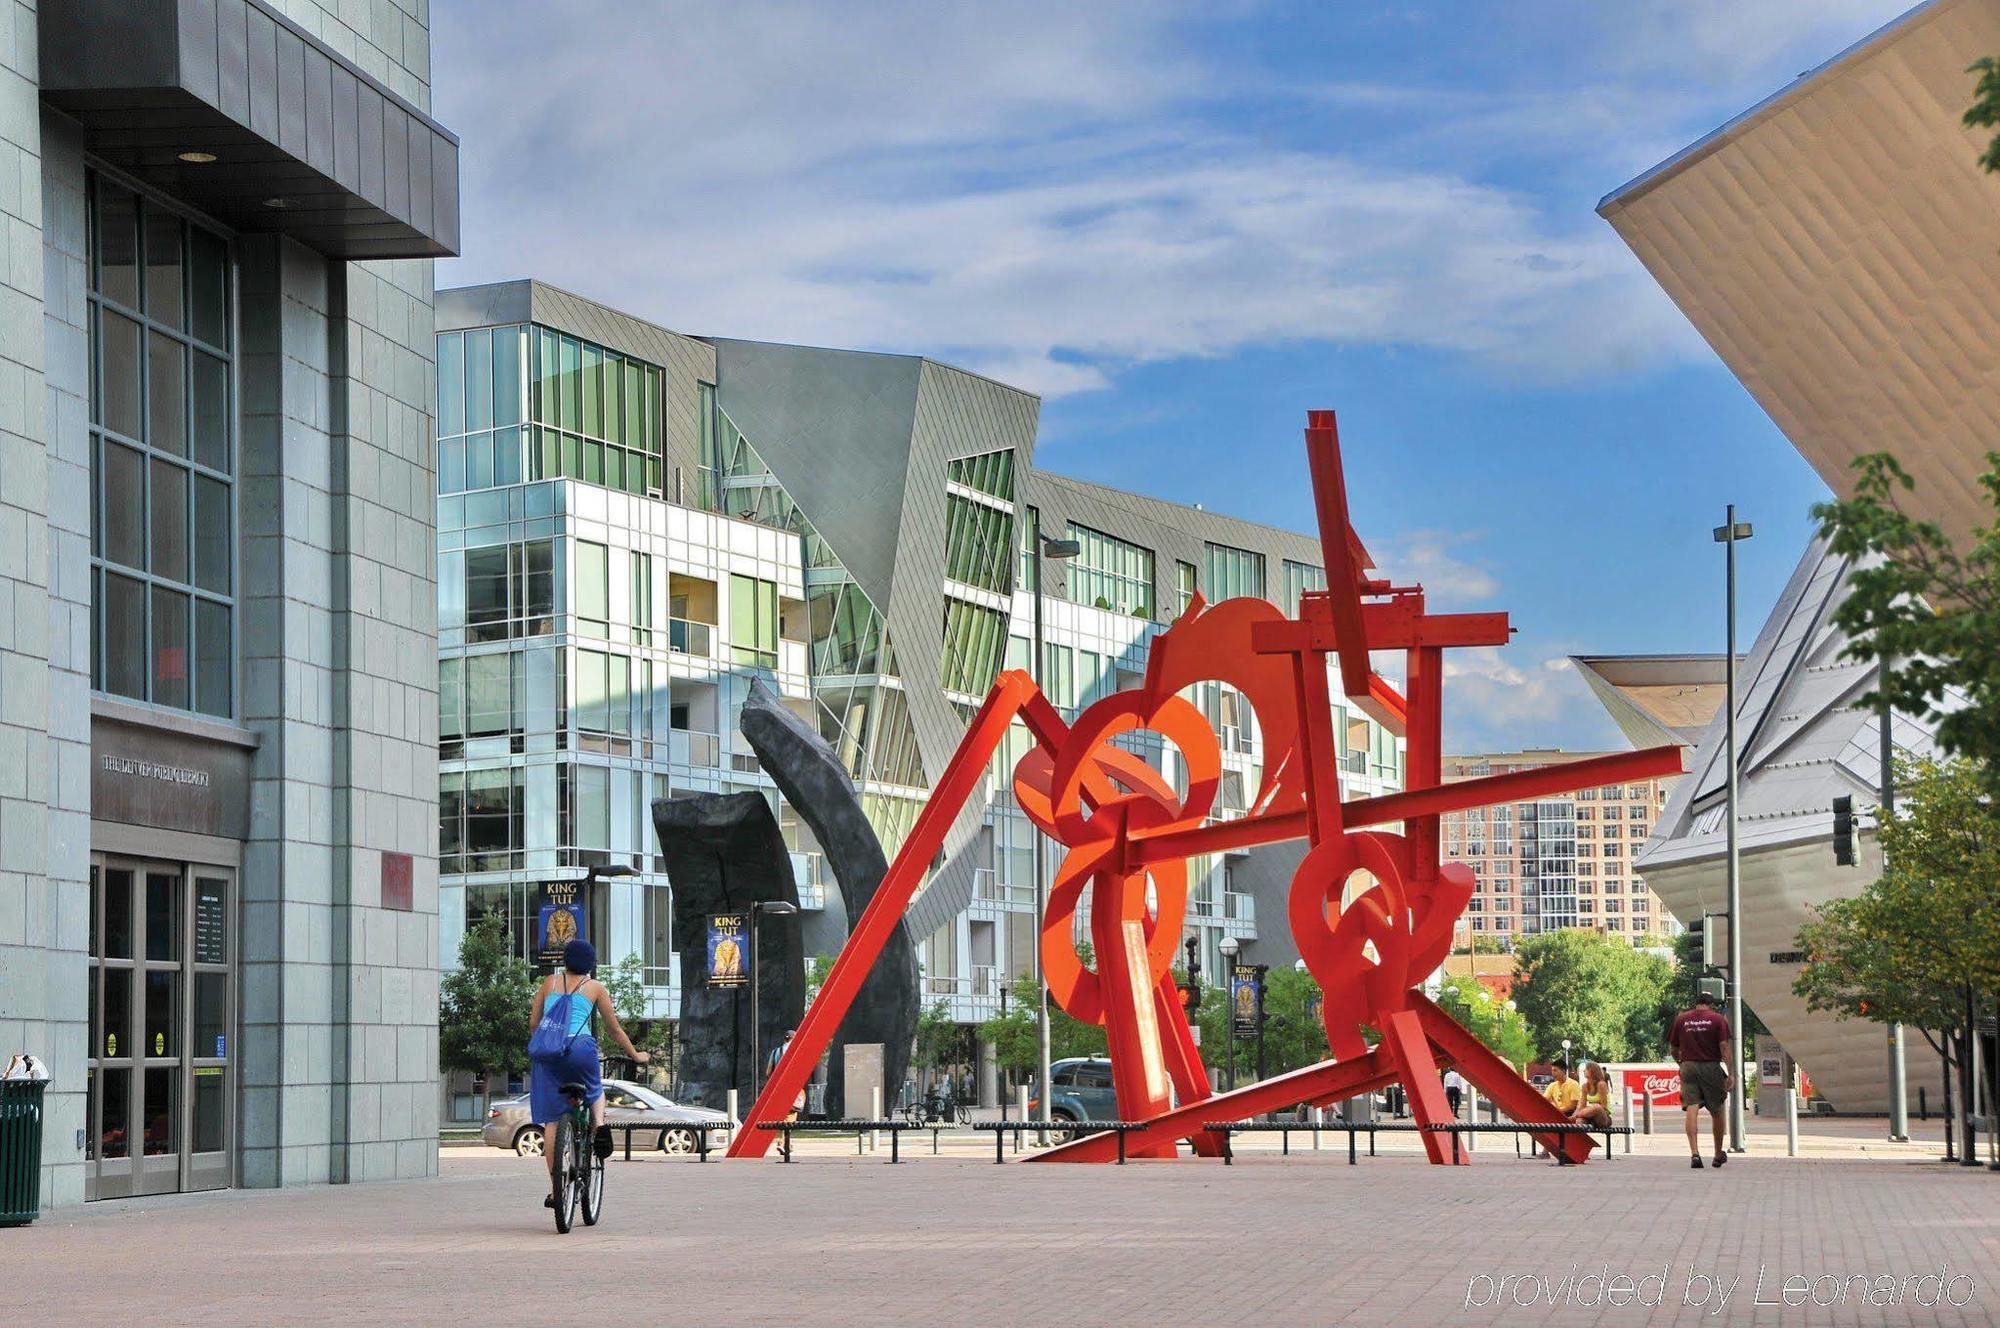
[
  {"x1": 551, "y1": 1116, "x2": 578, "y2": 1234},
  {"x1": 580, "y1": 1127, "x2": 606, "y2": 1226}
]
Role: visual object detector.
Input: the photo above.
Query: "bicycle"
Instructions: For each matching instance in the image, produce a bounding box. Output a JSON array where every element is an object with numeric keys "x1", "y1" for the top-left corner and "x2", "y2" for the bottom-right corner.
[{"x1": 548, "y1": 1080, "x2": 605, "y2": 1234}]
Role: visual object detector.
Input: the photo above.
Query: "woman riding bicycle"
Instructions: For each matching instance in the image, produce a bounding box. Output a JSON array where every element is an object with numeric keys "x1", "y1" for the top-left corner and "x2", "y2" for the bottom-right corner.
[{"x1": 528, "y1": 939, "x2": 648, "y2": 1201}]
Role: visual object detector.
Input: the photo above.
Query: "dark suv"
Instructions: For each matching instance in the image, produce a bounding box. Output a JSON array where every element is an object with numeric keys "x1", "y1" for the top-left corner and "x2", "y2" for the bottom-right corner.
[{"x1": 1033, "y1": 1056, "x2": 1118, "y2": 1138}]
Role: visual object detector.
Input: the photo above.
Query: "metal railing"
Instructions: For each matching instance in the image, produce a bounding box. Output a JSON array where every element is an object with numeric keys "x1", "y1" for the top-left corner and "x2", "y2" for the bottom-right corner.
[
  {"x1": 972, "y1": 868, "x2": 1000, "y2": 900},
  {"x1": 792, "y1": 852, "x2": 827, "y2": 909},
  {"x1": 1223, "y1": 892, "x2": 1256, "y2": 923},
  {"x1": 970, "y1": 965, "x2": 1000, "y2": 997},
  {"x1": 668, "y1": 618, "x2": 714, "y2": 656},
  {"x1": 670, "y1": 728, "x2": 721, "y2": 767}
]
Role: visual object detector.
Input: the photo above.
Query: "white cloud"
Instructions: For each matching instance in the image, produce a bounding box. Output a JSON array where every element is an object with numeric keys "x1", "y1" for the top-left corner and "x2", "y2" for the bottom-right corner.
[
  {"x1": 1439, "y1": 650, "x2": 1623, "y2": 754},
  {"x1": 1602, "y1": 1, "x2": 1910, "y2": 85},
  {"x1": 1374, "y1": 530, "x2": 1500, "y2": 607},
  {"x1": 434, "y1": 0, "x2": 1701, "y2": 399}
]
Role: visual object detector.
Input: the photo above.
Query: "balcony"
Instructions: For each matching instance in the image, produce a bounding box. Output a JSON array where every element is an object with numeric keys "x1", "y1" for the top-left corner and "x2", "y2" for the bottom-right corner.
[
  {"x1": 1223, "y1": 892, "x2": 1256, "y2": 923},
  {"x1": 669, "y1": 618, "x2": 714, "y2": 656},
  {"x1": 670, "y1": 728, "x2": 721, "y2": 767},
  {"x1": 792, "y1": 851, "x2": 828, "y2": 910}
]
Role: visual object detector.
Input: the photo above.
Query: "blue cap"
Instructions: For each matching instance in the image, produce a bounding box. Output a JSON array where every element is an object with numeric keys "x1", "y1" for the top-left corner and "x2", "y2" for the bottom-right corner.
[{"x1": 562, "y1": 938, "x2": 597, "y2": 975}]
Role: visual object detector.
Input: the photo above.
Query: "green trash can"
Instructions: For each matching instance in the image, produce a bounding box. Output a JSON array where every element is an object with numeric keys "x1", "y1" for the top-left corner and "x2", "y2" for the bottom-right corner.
[{"x1": 0, "y1": 1079, "x2": 47, "y2": 1225}]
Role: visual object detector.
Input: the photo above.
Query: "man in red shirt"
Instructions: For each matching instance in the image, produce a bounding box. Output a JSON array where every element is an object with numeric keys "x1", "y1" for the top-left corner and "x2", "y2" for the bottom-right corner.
[{"x1": 1668, "y1": 992, "x2": 1733, "y2": 1169}]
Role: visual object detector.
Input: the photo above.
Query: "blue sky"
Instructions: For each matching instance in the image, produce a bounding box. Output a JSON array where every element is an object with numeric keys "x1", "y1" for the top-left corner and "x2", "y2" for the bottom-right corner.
[{"x1": 432, "y1": 0, "x2": 1915, "y2": 752}]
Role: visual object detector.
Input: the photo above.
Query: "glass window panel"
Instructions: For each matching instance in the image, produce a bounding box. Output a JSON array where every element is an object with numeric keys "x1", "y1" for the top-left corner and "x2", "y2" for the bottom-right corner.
[
  {"x1": 192, "y1": 1070, "x2": 224, "y2": 1153},
  {"x1": 467, "y1": 328, "x2": 493, "y2": 433},
  {"x1": 101, "y1": 309, "x2": 142, "y2": 439},
  {"x1": 103, "y1": 440, "x2": 146, "y2": 570},
  {"x1": 104, "y1": 868, "x2": 134, "y2": 959},
  {"x1": 624, "y1": 362, "x2": 644, "y2": 451},
  {"x1": 191, "y1": 349, "x2": 229, "y2": 473},
  {"x1": 145, "y1": 869, "x2": 180, "y2": 962},
  {"x1": 466, "y1": 652, "x2": 511, "y2": 737},
  {"x1": 149, "y1": 458, "x2": 188, "y2": 582},
  {"x1": 466, "y1": 430, "x2": 494, "y2": 490},
  {"x1": 558, "y1": 336, "x2": 580, "y2": 431},
  {"x1": 576, "y1": 542, "x2": 609, "y2": 626},
  {"x1": 103, "y1": 572, "x2": 147, "y2": 699},
  {"x1": 581, "y1": 343, "x2": 602, "y2": 438},
  {"x1": 152, "y1": 586, "x2": 190, "y2": 708},
  {"x1": 494, "y1": 325, "x2": 524, "y2": 427},
  {"x1": 605, "y1": 446, "x2": 623, "y2": 493},
  {"x1": 464, "y1": 546, "x2": 510, "y2": 641},
  {"x1": 494, "y1": 426, "x2": 522, "y2": 487},
  {"x1": 144, "y1": 208, "x2": 185, "y2": 330},
  {"x1": 96, "y1": 181, "x2": 139, "y2": 308},
  {"x1": 583, "y1": 438, "x2": 603, "y2": 486},
  {"x1": 144, "y1": 970, "x2": 176, "y2": 1057},
  {"x1": 189, "y1": 227, "x2": 229, "y2": 348},
  {"x1": 439, "y1": 657, "x2": 464, "y2": 741},
  {"x1": 439, "y1": 437, "x2": 465, "y2": 493},
  {"x1": 195, "y1": 599, "x2": 230, "y2": 717},
  {"x1": 99, "y1": 1066, "x2": 131, "y2": 1158},
  {"x1": 148, "y1": 329, "x2": 191, "y2": 454},
  {"x1": 437, "y1": 331, "x2": 464, "y2": 437},
  {"x1": 603, "y1": 353, "x2": 623, "y2": 444},
  {"x1": 142, "y1": 1066, "x2": 176, "y2": 1155}
]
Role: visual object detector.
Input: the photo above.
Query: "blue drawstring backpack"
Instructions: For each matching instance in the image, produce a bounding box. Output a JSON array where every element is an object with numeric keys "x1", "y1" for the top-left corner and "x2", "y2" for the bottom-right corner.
[{"x1": 528, "y1": 977, "x2": 587, "y2": 1063}]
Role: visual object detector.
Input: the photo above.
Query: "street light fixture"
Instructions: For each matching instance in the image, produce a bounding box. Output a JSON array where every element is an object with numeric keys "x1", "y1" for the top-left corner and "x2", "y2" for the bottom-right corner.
[
  {"x1": 1560, "y1": 1037, "x2": 1572, "y2": 1073},
  {"x1": 1219, "y1": 935, "x2": 1241, "y2": 1090},
  {"x1": 1713, "y1": 508, "x2": 1753, "y2": 1156},
  {"x1": 749, "y1": 900, "x2": 800, "y2": 1106},
  {"x1": 1029, "y1": 515, "x2": 1078, "y2": 1143}
]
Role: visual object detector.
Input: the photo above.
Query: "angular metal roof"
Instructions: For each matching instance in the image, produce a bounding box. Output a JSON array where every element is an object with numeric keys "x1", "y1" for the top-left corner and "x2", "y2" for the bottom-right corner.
[
  {"x1": 1600, "y1": 0, "x2": 2000, "y2": 549},
  {"x1": 1569, "y1": 653, "x2": 1734, "y2": 750}
]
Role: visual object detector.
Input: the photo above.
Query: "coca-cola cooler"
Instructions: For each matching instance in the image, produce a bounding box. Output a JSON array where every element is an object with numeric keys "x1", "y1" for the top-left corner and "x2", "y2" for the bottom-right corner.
[{"x1": 1604, "y1": 1062, "x2": 1683, "y2": 1124}]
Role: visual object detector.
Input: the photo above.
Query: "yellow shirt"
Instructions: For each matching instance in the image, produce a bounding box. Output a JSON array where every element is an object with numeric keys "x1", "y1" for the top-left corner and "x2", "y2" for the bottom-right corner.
[
  {"x1": 1582, "y1": 1082, "x2": 1610, "y2": 1109},
  {"x1": 1544, "y1": 1078, "x2": 1581, "y2": 1112}
]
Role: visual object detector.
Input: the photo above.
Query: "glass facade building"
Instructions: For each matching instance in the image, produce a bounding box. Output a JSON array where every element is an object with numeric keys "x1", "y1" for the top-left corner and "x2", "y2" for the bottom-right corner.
[{"x1": 434, "y1": 281, "x2": 1404, "y2": 1116}]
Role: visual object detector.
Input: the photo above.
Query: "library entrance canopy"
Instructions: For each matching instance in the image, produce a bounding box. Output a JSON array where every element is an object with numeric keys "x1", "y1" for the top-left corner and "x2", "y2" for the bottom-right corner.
[
  {"x1": 41, "y1": 0, "x2": 459, "y2": 259},
  {"x1": 1599, "y1": 0, "x2": 2000, "y2": 549}
]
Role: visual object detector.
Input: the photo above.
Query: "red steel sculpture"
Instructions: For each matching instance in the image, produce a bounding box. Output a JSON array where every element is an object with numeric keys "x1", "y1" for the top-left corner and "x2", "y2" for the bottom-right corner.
[{"x1": 729, "y1": 411, "x2": 1683, "y2": 1164}]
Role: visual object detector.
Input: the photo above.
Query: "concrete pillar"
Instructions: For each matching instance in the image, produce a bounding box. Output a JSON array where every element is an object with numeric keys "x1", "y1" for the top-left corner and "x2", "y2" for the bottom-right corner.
[{"x1": 976, "y1": 1038, "x2": 998, "y2": 1109}]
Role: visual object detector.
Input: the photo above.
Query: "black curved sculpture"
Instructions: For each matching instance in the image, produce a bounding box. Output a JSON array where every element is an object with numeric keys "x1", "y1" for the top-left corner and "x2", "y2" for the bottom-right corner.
[
  {"x1": 739, "y1": 679, "x2": 918, "y2": 1115},
  {"x1": 651, "y1": 790, "x2": 806, "y2": 1112}
]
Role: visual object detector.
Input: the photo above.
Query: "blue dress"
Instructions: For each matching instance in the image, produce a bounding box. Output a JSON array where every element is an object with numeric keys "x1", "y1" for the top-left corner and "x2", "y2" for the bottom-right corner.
[{"x1": 528, "y1": 979, "x2": 602, "y2": 1125}]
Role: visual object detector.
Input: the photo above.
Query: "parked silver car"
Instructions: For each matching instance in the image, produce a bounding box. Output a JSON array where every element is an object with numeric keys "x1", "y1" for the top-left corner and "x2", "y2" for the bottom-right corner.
[{"x1": 481, "y1": 1079, "x2": 730, "y2": 1156}]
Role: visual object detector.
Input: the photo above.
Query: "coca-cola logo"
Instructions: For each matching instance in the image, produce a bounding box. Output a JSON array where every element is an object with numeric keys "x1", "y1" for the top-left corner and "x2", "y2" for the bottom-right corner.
[{"x1": 1639, "y1": 1073, "x2": 1680, "y2": 1095}]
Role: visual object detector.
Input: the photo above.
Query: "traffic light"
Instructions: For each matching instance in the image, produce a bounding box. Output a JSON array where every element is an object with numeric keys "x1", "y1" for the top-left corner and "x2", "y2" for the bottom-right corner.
[{"x1": 1832, "y1": 794, "x2": 1855, "y2": 866}]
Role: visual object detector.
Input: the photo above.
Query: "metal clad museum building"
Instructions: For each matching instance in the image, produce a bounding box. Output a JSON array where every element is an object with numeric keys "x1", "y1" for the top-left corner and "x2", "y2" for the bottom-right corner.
[{"x1": 4, "y1": 0, "x2": 457, "y2": 1206}]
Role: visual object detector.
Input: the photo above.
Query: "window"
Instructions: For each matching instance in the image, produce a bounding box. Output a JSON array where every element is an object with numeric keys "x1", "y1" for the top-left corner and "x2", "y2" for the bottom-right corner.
[
  {"x1": 457, "y1": 539, "x2": 556, "y2": 643},
  {"x1": 436, "y1": 325, "x2": 528, "y2": 493},
  {"x1": 729, "y1": 574, "x2": 779, "y2": 669},
  {"x1": 630, "y1": 552, "x2": 654, "y2": 645},
  {"x1": 1281, "y1": 560, "x2": 1327, "y2": 615},
  {"x1": 1173, "y1": 561, "x2": 1197, "y2": 619},
  {"x1": 441, "y1": 768, "x2": 525, "y2": 873},
  {"x1": 939, "y1": 598, "x2": 1007, "y2": 695},
  {"x1": 524, "y1": 327, "x2": 664, "y2": 496},
  {"x1": 575, "y1": 541, "x2": 609, "y2": 637},
  {"x1": 1204, "y1": 542, "x2": 1266, "y2": 601},
  {"x1": 643, "y1": 883, "x2": 673, "y2": 987},
  {"x1": 944, "y1": 494, "x2": 1015, "y2": 594},
  {"x1": 948, "y1": 449, "x2": 1015, "y2": 501},
  {"x1": 1066, "y1": 525, "x2": 1154, "y2": 618},
  {"x1": 89, "y1": 174, "x2": 235, "y2": 717}
]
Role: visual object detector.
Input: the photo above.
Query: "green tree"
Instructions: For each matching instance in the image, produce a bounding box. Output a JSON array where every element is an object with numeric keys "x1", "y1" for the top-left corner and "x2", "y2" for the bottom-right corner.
[
  {"x1": 1434, "y1": 974, "x2": 1534, "y2": 1068},
  {"x1": 1511, "y1": 929, "x2": 1673, "y2": 1064},
  {"x1": 975, "y1": 973, "x2": 1107, "y2": 1077},
  {"x1": 596, "y1": 952, "x2": 672, "y2": 1080},
  {"x1": 1193, "y1": 964, "x2": 1327, "y2": 1078},
  {"x1": 1451, "y1": 935, "x2": 1509, "y2": 956},
  {"x1": 439, "y1": 914, "x2": 535, "y2": 1106},
  {"x1": 911, "y1": 999, "x2": 963, "y2": 1075},
  {"x1": 1793, "y1": 756, "x2": 2000, "y2": 1071}
]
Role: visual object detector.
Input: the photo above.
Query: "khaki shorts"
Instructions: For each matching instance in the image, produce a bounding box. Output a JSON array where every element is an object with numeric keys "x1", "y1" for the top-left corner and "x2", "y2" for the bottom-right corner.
[{"x1": 1680, "y1": 1061, "x2": 1728, "y2": 1114}]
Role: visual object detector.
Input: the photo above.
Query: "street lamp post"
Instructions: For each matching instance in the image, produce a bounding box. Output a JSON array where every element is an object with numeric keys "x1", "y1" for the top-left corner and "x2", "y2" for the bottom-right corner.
[
  {"x1": 1714, "y1": 507, "x2": 1752, "y2": 1155},
  {"x1": 1029, "y1": 513, "x2": 1079, "y2": 1143},
  {"x1": 1220, "y1": 935, "x2": 1241, "y2": 1090},
  {"x1": 1560, "y1": 1038, "x2": 1572, "y2": 1073},
  {"x1": 748, "y1": 900, "x2": 800, "y2": 1107},
  {"x1": 1878, "y1": 653, "x2": 1910, "y2": 1143}
]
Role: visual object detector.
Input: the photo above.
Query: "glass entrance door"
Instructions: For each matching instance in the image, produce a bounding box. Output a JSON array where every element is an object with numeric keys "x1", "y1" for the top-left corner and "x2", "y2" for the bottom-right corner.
[{"x1": 86, "y1": 857, "x2": 234, "y2": 1199}]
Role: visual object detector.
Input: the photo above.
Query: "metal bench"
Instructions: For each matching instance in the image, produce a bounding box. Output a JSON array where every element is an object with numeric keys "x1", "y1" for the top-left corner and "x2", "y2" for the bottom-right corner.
[
  {"x1": 756, "y1": 1118, "x2": 930, "y2": 1163},
  {"x1": 604, "y1": 1122, "x2": 720, "y2": 1163},
  {"x1": 1203, "y1": 1118, "x2": 1632, "y2": 1165},
  {"x1": 965, "y1": 1119, "x2": 1156, "y2": 1163}
]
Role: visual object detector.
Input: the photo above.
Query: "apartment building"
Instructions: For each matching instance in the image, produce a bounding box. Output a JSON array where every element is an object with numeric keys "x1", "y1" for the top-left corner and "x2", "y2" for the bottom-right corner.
[{"x1": 1442, "y1": 751, "x2": 1676, "y2": 943}]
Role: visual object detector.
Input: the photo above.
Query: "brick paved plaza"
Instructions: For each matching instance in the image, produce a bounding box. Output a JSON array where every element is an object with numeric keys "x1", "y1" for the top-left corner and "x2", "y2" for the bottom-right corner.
[{"x1": 10, "y1": 1118, "x2": 1997, "y2": 1327}]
